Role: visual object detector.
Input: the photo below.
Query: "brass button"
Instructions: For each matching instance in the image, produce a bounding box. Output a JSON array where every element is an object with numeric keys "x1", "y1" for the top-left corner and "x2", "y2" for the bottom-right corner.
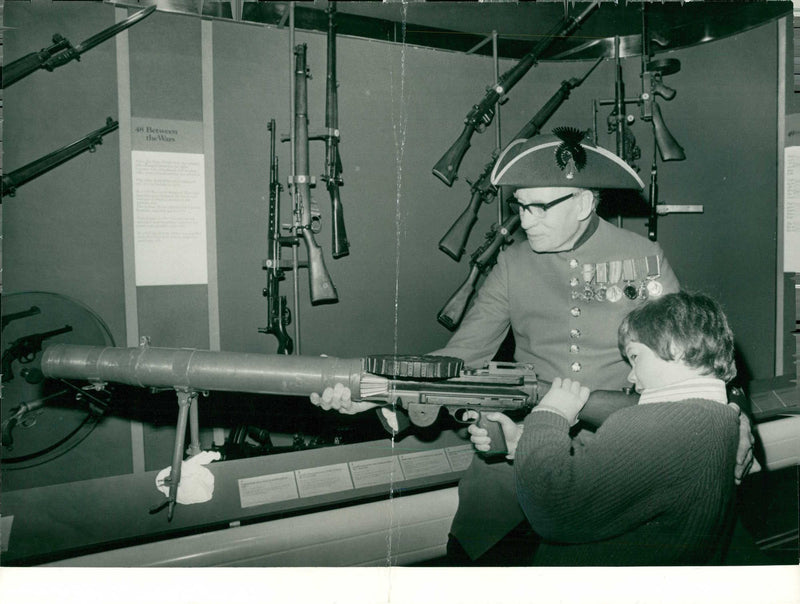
[
  {"x1": 571, "y1": 362, "x2": 582, "y2": 372},
  {"x1": 570, "y1": 307, "x2": 581, "y2": 317},
  {"x1": 570, "y1": 328, "x2": 581, "y2": 338},
  {"x1": 570, "y1": 344, "x2": 580, "y2": 353}
]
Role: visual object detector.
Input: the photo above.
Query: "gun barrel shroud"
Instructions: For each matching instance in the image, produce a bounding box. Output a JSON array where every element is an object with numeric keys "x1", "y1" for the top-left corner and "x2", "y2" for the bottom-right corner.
[{"x1": 41, "y1": 344, "x2": 367, "y2": 398}]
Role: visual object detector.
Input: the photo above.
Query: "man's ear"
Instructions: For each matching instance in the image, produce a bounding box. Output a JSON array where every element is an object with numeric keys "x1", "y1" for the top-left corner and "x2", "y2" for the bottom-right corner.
[{"x1": 575, "y1": 189, "x2": 595, "y2": 221}]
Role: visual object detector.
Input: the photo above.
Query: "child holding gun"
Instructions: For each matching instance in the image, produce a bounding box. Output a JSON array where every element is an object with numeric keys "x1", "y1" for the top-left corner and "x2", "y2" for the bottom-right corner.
[{"x1": 470, "y1": 291, "x2": 742, "y2": 565}]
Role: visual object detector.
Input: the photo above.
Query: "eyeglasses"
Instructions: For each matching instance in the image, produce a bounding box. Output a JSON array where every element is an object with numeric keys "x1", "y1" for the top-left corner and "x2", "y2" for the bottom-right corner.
[{"x1": 508, "y1": 192, "x2": 575, "y2": 218}]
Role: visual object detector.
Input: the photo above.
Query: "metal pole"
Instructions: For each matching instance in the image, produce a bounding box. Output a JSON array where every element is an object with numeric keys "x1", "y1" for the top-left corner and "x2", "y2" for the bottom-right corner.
[
  {"x1": 289, "y1": 2, "x2": 301, "y2": 354},
  {"x1": 492, "y1": 30, "x2": 503, "y2": 224}
]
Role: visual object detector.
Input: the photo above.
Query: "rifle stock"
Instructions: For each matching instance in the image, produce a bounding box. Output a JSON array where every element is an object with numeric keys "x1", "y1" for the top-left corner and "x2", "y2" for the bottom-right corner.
[
  {"x1": 438, "y1": 266, "x2": 481, "y2": 330},
  {"x1": 432, "y1": 125, "x2": 475, "y2": 187},
  {"x1": 438, "y1": 214, "x2": 520, "y2": 330},
  {"x1": 651, "y1": 101, "x2": 685, "y2": 161},
  {"x1": 329, "y1": 184, "x2": 349, "y2": 259},
  {"x1": 439, "y1": 188, "x2": 484, "y2": 261}
]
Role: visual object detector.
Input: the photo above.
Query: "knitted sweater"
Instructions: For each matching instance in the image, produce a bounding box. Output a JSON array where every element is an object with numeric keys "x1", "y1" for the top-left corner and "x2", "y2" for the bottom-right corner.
[{"x1": 515, "y1": 400, "x2": 739, "y2": 566}]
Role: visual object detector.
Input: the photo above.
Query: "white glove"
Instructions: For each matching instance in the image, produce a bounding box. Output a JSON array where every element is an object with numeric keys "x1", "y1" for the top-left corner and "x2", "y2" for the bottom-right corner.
[{"x1": 156, "y1": 450, "x2": 221, "y2": 505}]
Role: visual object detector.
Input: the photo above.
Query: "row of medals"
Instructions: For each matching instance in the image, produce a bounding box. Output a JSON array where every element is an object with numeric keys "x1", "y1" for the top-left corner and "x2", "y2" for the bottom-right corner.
[{"x1": 571, "y1": 261, "x2": 664, "y2": 303}]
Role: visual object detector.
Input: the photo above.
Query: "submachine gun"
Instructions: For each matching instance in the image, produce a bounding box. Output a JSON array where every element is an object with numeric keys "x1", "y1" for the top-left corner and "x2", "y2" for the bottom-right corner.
[
  {"x1": 637, "y1": 7, "x2": 700, "y2": 241},
  {"x1": 41, "y1": 343, "x2": 542, "y2": 520},
  {"x1": 2, "y1": 118, "x2": 119, "y2": 198},
  {"x1": 3, "y1": 5, "x2": 156, "y2": 88},
  {"x1": 439, "y1": 57, "x2": 603, "y2": 262},
  {"x1": 258, "y1": 119, "x2": 293, "y2": 354},
  {"x1": 431, "y1": 1, "x2": 599, "y2": 187}
]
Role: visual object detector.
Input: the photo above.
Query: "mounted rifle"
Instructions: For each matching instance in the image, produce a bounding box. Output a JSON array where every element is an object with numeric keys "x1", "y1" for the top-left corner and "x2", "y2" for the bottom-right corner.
[
  {"x1": 439, "y1": 58, "x2": 603, "y2": 261},
  {"x1": 432, "y1": 2, "x2": 599, "y2": 187}
]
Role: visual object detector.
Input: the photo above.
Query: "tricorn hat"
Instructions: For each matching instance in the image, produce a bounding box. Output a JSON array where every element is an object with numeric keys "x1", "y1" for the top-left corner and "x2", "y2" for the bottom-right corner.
[{"x1": 490, "y1": 127, "x2": 644, "y2": 190}]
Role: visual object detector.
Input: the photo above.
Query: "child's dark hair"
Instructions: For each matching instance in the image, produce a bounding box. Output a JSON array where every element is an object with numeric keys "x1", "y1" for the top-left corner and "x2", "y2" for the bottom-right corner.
[{"x1": 618, "y1": 291, "x2": 737, "y2": 382}]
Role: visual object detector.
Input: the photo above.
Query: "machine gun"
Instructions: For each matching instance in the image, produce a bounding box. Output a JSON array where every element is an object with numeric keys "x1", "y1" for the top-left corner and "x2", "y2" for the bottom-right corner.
[
  {"x1": 3, "y1": 5, "x2": 156, "y2": 88},
  {"x1": 40, "y1": 342, "x2": 642, "y2": 519},
  {"x1": 438, "y1": 58, "x2": 603, "y2": 261},
  {"x1": 258, "y1": 119, "x2": 293, "y2": 354},
  {"x1": 2, "y1": 118, "x2": 119, "y2": 198},
  {"x1": 291, "y1": 44, "x2": 338, "y2": 304},
  {"x1": 321, "y1": 3, "x2": 349, "y2": 259},
  {"x1": 1, "y1": 325, "x2": 73, "y2": 383},
  {"x1": 1, "y1": 306, "x2": 41, "y2": 331},
  {"x1": 432, "y1": 2, "x2": 599, "y2": 187},
  {"x1": 438, "y1": 213, "x2": 520, "y2": 330},
  {"x1": 41, "y1": 343, "x2": 540, "y2": 518}
]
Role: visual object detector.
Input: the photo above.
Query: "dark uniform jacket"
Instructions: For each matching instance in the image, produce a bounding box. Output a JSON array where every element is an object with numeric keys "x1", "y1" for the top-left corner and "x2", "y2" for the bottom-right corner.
[{"x1": 437, "y1": 214, "x2": 680, "y2": 559}]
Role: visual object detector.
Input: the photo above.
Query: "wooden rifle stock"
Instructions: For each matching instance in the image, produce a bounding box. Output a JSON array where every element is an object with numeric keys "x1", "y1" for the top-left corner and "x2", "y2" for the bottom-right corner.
[
  {"x1": 431, "y1": 1, "x2": 599, "y2": 186},
  {"x1": 438, "y1": 214, "x2": 520, "y2": 330}
]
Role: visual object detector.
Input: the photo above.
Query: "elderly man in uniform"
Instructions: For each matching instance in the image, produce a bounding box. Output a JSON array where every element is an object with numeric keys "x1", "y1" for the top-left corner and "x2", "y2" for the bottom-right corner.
[{"x1": 312, "y1": 127, "x2": 755, "y2": 565}]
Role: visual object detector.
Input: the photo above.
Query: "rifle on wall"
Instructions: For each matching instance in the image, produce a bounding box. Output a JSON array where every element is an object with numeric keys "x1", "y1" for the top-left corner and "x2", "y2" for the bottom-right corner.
[
  {"x1": 439, "y1": 57, "x2": 603, "y2": 262},
  {"x1": 2, "y1": 117, "x2": 119, "y2": 198},
  {"x1": 607, "y1": 36, "x2": 641, "y2": 171},
  {"x1": 291, "y1": 43, "x2": 338, "y2": 304},
  {"x1": 431, "y1": 1, "x2": 599, "y2": 187},
  {"x1": 438, "y1": 213, "x2": 520, "y2": 330},
  {"x1": 3, "y1": 5, "x2": 156, "y2": 88},
  {"x1": 321, "y1": 3, "x2": 349, "y2": 259},
  {"x1": 258, "y1": 119, "x2": 293, "y2": 354}
]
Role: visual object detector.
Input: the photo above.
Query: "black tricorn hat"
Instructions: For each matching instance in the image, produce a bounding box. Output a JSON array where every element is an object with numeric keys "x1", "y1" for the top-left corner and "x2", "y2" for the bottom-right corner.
[{"x1": 491, "y1": 127, "x2": 644, "y2": 190}]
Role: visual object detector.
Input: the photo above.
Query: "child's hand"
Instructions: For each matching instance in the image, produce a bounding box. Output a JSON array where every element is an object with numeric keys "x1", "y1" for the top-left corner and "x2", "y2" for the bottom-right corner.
[
  {"x1": 466, "y1": 411, "x2": 524, "y2": 460},
  {"x1": 536, "y1": 377, "x2": 591, "y2": 426}
]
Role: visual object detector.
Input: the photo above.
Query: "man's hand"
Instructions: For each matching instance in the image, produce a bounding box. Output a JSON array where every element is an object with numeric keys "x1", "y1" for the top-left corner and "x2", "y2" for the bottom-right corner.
[
  {"x1": 310, "y1": 383, "x2": 376, "y2": 414},
  {"x1": 466, "y1": 411, "x2": 523, "y2": 460},
  {"x1": 536, "y1": 377, "x2": 590, "y2": 426},
  {"x1": 728, "y1": 402, "x2": 757, "y2": 485},
  {"x1": 309, "y1": 383, "x2": 400, "y2": 431}
]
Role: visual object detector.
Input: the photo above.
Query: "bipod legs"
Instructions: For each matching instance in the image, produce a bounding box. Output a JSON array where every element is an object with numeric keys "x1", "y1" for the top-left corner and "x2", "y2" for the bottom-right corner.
[{"x1": 151, "y1": 388, "x2": 201, "y2": 522}]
